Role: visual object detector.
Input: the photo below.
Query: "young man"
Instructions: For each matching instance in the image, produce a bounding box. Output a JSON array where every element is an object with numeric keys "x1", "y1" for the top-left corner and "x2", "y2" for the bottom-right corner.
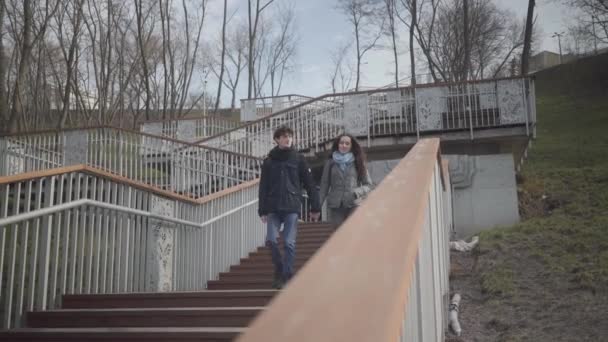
[{"x1": 258, "y1": 126, "x2": 321, "y2": 289}]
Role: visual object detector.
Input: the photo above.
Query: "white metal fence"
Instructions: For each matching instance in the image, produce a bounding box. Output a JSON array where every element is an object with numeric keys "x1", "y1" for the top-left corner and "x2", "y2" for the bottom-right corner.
[
  {"x1": 139, "y1": 116, "x2": 241, "y2": 142},
  {"x1": 202, "y1": 77, "x2": 536, "y2": 158},
  {"x1": 0, "y1": 127, "x2": 263, "y2": 198},
  {"x1": 0, "y1": 169, "x2": 265, "y2": 329},
  {"x1": 240, "y1": 94, "x2": 314, "y2": 121},
  {"x1": 400, "y1": 157, "x2": 451, "y2": 341}
]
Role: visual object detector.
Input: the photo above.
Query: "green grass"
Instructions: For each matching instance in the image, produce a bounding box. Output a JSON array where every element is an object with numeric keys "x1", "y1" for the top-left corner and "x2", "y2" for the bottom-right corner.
[{"x1": 478, "y1": 52, "x2": 608, "y2": 297}]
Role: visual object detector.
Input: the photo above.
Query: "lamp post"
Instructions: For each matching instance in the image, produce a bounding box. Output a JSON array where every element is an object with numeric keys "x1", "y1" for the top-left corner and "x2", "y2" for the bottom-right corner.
[{"x1": 552, "y1": 31, "x2": 565, "y2": 64}]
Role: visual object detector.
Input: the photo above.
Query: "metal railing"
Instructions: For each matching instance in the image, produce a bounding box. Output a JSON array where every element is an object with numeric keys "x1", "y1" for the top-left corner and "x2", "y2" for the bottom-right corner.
[
  {"x1": 0, "y1": 127, "x2": 263, "y2": 198},
  {"x1": 238, "y1": 138, "x2": 451, "y2": 342},
  {"x1": 240, "y1": 94, "x2": 314, "y2": 121},
  {"x1": 202, "y1": 77, "x2": 536, "y2": 158},
  {"x1": 0, "y1": 166, "x2": 265, "y2": 329},
  {"x1": 139, "y1": 116, "x2": 241, "y2": 142}
]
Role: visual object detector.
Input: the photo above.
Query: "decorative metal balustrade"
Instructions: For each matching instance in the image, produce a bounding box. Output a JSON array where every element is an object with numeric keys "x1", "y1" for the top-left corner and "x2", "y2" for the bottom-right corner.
[
  {"x1": 240, "y1": 94, "x2": 314, "y2": 121},
  {"x1": 139, "y1": 116, "x2": 241, "y2": 142},
  {"x1": 0, "y1": 166, "x2": 264, "y2": 329},
  {"x1": 201, "y1": 77, "x2": 536, "y2": 158},
  {"x1": 0, "y1": 127, "x2": 262, "y2": 198}
]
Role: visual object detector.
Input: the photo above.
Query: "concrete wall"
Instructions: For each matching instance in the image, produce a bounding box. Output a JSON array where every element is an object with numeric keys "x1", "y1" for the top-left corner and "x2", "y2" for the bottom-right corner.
[{"x1": 367, "y1": 154, "x2": 519, "y2": 238}]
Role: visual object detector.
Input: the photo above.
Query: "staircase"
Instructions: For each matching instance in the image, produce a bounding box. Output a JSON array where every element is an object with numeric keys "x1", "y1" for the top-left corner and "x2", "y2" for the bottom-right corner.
[{"x1": 0, "y1": 222, "x2": 334, "y2": 342}]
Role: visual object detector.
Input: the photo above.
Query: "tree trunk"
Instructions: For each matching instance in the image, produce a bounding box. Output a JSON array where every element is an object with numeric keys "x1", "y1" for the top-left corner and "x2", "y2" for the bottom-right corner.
[
  {"x1": 520, "y1": 0, "x2": 535, "y2": 75},
  {"x1": 247, "y1": 0, "x2": 255, "y2": 99},
  {"x1": 136, "y1": 0, "x2": 153, "y2": 121},
  {"x1": 214, "y1": 0, "x2": 228, "y2": 113},
  {"x1": 409, "y1": 0, "x2": 417, "y2": 86},
  {"x1": 0, "y1": 0, "x2": 6, "y2": 128},
  {"x1": 8, "y1": 0, "x2": 33, "y2": 133},
  {"x1": 355, "y1": 22, "x2": 361, "y2": 91},
  {"x1": 389, "y1": 0, "x2": 398, "y2": 87},
  {"x1": 463, "y1": 0, "x2": 470, "y2": 81},
  {"x1": 58, "y1": 0, "x2": 85, "y2": 129}
]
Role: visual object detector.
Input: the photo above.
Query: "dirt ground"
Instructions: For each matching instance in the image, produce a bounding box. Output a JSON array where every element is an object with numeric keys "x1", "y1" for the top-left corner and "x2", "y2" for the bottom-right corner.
[{"x1": 445, "y1": 246, "x2": 608, "y2": 342}]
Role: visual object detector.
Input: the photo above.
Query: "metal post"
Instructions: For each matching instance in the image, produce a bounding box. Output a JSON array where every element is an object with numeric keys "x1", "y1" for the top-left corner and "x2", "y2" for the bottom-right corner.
[{"x1": 552, "y1": 32, "x2": 565, "y2": 64}]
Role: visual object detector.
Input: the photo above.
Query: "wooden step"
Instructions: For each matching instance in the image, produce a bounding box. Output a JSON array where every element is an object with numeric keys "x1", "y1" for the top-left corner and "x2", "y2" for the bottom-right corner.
[
  {"x1": 26, "y1": 307, "x2": 263, "y2": 328},
  {"x1": 238, "y1": 255, "x2": 312, "y2": 264},
  {"x1": 261, "y1": 241, "x2": 325, "y2": 249},
  {"x1": 61, "y1": 290, "x2": 277, "y2": 309},
  {"x1": 255, "y1": 246, "x2": 320, "y2": 254},
  {"x1": 246, "y1": 250, "x2": 317, "y2": 259},
  {"x1": 272, "y1": 236, "x2": 329, "y2": 244},
  {"x1": 0, "y1": 327, "x2": 242, "y2": 341},
  {"x1": 207, "y1": 279, "x2": 284, "y2": 290},
  {"x1": 229, "y1": 262, "x2": 306, "y2": 272},
  {"x1": 219, "y1": 273, "x2": 280, "y2": 281},
  {"x1": 294, "y1": 227, "x2": 335, "y2": 234}
]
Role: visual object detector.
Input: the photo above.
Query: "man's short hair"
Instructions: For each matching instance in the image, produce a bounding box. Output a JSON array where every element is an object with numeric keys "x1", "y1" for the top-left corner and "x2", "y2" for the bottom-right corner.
[{"x1": 273, "y1": 126, "x2": 294, "y2": 140}]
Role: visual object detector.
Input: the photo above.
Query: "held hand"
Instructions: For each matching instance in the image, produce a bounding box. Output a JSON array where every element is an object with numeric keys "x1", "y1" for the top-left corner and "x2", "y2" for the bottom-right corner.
[
  {"x1": 261, "y1": 215, "x2": 268, "y2": 224},
  {"x1": 309, "y1": 212, "x2": 320, "y2": 222}
]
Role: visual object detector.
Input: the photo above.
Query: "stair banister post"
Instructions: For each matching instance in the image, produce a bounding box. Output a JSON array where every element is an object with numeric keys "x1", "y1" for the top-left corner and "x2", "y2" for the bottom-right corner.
[{"x1": 145, "y1": 195, "x2": 176, "y2": 292}]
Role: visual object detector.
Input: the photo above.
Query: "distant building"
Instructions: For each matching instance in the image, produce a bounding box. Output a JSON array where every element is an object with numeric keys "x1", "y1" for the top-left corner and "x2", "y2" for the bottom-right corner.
[
  {"x1": 527, "y1": 49, "x2": 604, "y2": 73},
  {"x1": 530, "y1": 51, "x2": 567, "y2": 72}
]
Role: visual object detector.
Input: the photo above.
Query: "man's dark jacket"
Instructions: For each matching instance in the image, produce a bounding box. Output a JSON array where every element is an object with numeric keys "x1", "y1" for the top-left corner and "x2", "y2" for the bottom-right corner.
[{"x1": 258, "y1": 146, "x2": 321, "y2": 216}]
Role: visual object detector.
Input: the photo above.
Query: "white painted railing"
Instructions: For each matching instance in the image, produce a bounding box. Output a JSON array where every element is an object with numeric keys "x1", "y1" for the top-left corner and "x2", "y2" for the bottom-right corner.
[
  {"x1": 202, "y1": 77, "x2": 536, "y2": 158},
  {"x1": 238, "y1": 138, "x2": 452, "y2": 342},
  {"x1": 240, "y1": 94, "x2": 314, "y2": 121},
  {"x1": 0, "y1": 127, "x2": 262, "y2": 198},
  {"x1": 0, "y1": 167, "x2": 265, "y2": 329},
  {"x1": 139, "y1": 116, "x2": 241, "y2": 142}
]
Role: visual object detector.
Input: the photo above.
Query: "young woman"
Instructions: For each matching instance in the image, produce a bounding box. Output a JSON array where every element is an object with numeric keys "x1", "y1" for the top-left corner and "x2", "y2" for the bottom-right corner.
[{"x1": 319, "y1": 134, "x2": 373, "y2": 227}]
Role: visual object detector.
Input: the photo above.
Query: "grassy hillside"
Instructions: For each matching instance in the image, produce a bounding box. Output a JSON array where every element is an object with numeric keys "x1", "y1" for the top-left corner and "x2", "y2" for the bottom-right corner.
[{"x1": 449, "y1": 52, "x2": 608, "y2": 342}]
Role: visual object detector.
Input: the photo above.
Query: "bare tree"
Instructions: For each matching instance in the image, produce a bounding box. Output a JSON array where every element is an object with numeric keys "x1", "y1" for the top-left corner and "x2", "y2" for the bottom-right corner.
[
  {"x1": 383, "y1": 0, "x2": 400, "y2": 86},
  {"x1": 56, "y1": 0, "x2": 85, "y2": 129},
  {"x1": 223, "y1": 23, "x2": 248, "y2": 108},
  {"x1": 463, "y1": 0, "x2": 469, "y2": 80},
  {"x1": 157, "y1": 0, "x2": 208, "y2": 119},
  {"x1": 328, "y1": 41, "x2": 354, "y2": 93},
  {"x1": 338, "y1": 0, "x2": 385, "y2": 91},
  {"x1": 135, "y1": 0, "x2": 156, "y2": 121},
  {"x1": 247, "y1": 0, "x2": 275, "y2": 99},
  {"x1": 397, "y1": 0, "x2": 444, "y2": 82},
  {"x1": 563, "y1": 0, "x2": 608, "y2": 48},
  {"x1": 564, "y1": 21, "x2": 596, "y2": 54},
  {"x1": 266, "y1": 4, "x2": 298, "y2": 96},
  {"x1": 521, "y1": 0, "x2": 535, "y2": 75},
  {"x1": 7, "y1": 0, "x2": 60, "y2": 132},
  {"x1": 409, "y1": 0, "x2": 417, "y2": 86},
  {"x1": 213, "y1": 0, "x2": 228, "y2": 113},
  {"x1": 415, "y1": 0, "x2": 523, "y2": 82},
  {"x1": 0, "y1": 0, "x2": 6, "y2": 127}
]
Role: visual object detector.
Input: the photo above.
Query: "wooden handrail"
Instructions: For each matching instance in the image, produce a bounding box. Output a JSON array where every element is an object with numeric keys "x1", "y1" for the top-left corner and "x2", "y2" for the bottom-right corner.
[
  {"x1": 0, "y1": 165, "x2": 260, "y2": 205},
  {"x1": 237, "y1": 138, "x2": 443, "y2": 342}
]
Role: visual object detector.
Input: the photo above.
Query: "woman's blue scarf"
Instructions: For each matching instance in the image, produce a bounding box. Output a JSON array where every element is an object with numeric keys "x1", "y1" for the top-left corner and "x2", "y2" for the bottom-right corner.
[{"x1": 332, "y1": 151, "x2": 354, "y2": 171}]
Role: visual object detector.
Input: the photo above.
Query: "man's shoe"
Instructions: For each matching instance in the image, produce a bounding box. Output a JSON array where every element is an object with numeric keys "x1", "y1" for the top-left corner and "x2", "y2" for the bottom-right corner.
[{"x1": 272, "y1": 272, "x2": 284, "y2": 289}]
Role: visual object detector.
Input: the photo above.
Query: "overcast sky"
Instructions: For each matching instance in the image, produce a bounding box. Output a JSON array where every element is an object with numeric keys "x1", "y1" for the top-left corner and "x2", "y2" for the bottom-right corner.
[{"x1": 204, "y1": 0, "x2": 574, "y2": 106}]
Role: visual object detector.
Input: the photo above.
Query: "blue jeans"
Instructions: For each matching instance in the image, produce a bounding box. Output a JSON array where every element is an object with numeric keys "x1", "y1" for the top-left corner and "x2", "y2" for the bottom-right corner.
[{"x1": 266, "y1": 212, "x2": 299, "y2": 281}]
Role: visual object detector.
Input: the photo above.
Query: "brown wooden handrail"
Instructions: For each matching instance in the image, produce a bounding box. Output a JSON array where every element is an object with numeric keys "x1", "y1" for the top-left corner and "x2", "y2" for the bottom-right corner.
[
  {"x1": 0, "y1": 165, "x2": 260, "y2": 205},
  {"x1": 237, "y1": 138, "x2": 444, "y2": 342}
]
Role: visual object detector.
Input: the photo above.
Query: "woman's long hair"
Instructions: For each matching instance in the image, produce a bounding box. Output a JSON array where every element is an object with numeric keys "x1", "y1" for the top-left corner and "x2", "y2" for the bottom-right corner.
[{"x1": 329, "y1": 134, "x2": 367, "y2": 181}]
